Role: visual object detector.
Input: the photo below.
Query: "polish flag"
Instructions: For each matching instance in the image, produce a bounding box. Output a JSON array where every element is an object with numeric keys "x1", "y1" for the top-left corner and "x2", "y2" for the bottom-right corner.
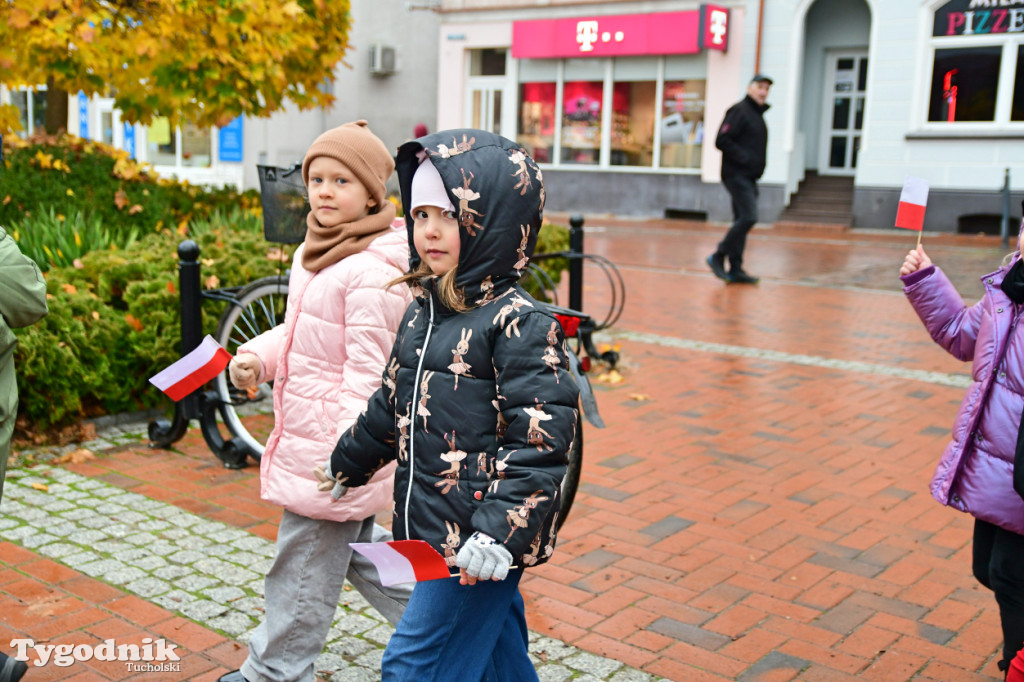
[
  {"x1": 149, "y1": 335, "x2": 232, "y2": 402},
  {"x1": 895, "y1": 176, "x2": 929, "y2": 231},
  {"x1": 351, "y1": 540, "x2": 454, "y2": 586}
]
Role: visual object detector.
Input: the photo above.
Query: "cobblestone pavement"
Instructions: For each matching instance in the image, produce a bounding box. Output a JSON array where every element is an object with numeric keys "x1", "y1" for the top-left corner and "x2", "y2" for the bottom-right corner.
[{"x1": 2, "y1": 218, "x2": 1016, "y2": 681}]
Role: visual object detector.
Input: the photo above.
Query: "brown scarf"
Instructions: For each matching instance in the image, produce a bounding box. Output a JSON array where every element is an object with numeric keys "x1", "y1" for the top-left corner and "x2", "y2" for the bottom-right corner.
[{"x1": 301, "y1": 202, "x2": 397, "y2": 272}]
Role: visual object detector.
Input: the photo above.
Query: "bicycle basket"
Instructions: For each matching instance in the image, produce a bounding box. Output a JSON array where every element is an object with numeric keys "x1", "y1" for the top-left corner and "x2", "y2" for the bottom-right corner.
[{"x1": 258, "y1": 164, "x2": 308, "y2": 244}]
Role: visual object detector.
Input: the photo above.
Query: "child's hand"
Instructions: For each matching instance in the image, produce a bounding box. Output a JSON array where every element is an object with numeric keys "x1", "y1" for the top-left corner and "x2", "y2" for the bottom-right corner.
[
  {"x1": 456, "y1": 532, "x2": 512, "y2": 585},
  {"x1": 899, "y1": 246, "x2": 932, "y2": 276},
  {"x1": 313, "y1": 461, "x2": 348, "y2": 499},
  {"x1": 229, "y1": 354, "x2": 261, "y2": 389}
]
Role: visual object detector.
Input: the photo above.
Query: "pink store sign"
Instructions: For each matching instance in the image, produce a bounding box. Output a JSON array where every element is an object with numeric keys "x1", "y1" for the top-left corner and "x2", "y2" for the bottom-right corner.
[{"x1": 512, "y1": 5, "x2": 729, "y2": 59}]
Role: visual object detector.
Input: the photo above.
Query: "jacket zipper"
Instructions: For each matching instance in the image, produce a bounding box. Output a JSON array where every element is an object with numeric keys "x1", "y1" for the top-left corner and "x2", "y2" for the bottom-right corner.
[{"x1": 405, "y1": 295, "x2": 434, "y2": 540}]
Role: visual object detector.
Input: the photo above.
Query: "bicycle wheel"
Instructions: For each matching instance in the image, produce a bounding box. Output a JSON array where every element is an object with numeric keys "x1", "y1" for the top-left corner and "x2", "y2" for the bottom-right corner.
[
  {"x1": 213, "y1": 276, "x2": 289, "y2": 461},
  {"x1": 556, "y1": 426, "x2": 582, "y2": 531}
]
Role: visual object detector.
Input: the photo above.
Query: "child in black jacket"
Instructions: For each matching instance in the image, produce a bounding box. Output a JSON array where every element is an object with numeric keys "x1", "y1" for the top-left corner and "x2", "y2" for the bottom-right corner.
[{"x1": 317, "y1": 130, "x2": 579, "y2": 680}]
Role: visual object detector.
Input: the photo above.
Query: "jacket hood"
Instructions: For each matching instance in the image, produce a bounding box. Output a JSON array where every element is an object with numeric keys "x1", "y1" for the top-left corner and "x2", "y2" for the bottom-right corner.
[{"x1": 396, "y1": 129, "x2": 545, "y2": 302}]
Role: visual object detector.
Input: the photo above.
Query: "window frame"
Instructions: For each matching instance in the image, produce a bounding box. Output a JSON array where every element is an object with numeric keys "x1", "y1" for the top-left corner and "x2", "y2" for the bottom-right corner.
[{"x1": 920, "y1": 28, "x2": 1024, "y2": 132}]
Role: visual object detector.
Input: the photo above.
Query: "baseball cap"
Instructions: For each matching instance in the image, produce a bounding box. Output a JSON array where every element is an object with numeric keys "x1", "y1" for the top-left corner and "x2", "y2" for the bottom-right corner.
[{"x1": 751, "y1": 74, "x2": 773, "y2": 85}]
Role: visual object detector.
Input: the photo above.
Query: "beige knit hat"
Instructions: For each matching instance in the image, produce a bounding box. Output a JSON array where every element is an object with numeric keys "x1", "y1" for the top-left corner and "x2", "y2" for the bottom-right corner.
[{"x1": 301, "y1": 120, "x2": 394, "y2": 208}]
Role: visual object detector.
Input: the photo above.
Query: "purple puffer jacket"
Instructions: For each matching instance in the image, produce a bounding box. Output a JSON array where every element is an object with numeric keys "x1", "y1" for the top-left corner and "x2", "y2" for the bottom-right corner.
[{"x1": 903, "y1": 263, "x2": 1024, "y2": 535}]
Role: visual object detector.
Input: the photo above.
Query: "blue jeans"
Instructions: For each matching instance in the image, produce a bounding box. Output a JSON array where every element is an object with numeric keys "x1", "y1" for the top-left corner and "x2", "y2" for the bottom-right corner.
[{"x1": 381, "y1": 569, "x2": 537, "y2": 682}]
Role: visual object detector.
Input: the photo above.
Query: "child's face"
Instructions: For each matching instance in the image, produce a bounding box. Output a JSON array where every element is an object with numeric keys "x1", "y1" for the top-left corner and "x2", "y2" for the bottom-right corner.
[
  {"x1": 412, "y1": 205, "x2": 460, "y2": 275},
  {"x1": 307, "y1": 157, "x2": 376, "y2": 228}
]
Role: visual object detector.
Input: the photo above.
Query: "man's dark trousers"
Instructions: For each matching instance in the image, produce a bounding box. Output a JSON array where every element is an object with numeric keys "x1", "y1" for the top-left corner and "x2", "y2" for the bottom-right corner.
[{"x1": 716, "y1": 174, "x2": 759, "y2": 272}]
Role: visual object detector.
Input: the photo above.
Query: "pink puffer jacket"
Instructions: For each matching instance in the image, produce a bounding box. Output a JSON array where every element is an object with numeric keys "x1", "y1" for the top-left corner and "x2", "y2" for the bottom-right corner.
[{"x1": 239, "y1": 222, "x2": 411, "y2": 521}]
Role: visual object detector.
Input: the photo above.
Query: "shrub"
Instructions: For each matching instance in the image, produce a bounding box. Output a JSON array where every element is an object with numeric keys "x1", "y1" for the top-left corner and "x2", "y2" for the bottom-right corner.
[{"x1": 9, "y1": 207, "x2": 139, "y2": 272}]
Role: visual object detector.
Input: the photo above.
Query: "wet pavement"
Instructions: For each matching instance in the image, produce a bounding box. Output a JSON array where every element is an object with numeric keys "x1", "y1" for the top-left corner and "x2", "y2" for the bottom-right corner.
[{"x1": 1, "y1": 217, "x2": 1014, "y2": 681}]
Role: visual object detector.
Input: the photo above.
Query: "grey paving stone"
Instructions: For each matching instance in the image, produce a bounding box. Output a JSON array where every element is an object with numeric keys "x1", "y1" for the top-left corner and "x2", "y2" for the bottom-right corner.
[
  {"x1": 562, "y1": 651, "x2": 623, "y2": 678},
  {"x1": 203, "y1": 585, "x2": 247, "y2": 604},
  {"x1": 206, "y1": 612, "x2": 256, "y2": 637},
  {"x1": 326, "y1": 636, "x2": 375, "y2": 659},
  {"x1": 180, "y1": 599, "x2": 230, "y2": 621},
  {"x1": 328, "y1": 665, "x2": 379, "y2": 682},
  {"x1": 20, "y1": 532, "x2": 59, "y2": 549},
  {"x1": 103, "y1": 567, "x2": 148, "y2": 584},
  {"x1": 124, "y1": 577, "x2": 173, "y2": 598},
  {"x1": 152, "y1": 565, "x2": 192, "y2": 580},
  {"x1": 151, "y1": 589, "x2": 197, "y2": 611},
  {"x1": 538, "y1": 664, "x2": 574, "y2": 682},
  {"x1": 174, "y1": 575, "x2": 219, "y2": 591},
  {"x1": 35, "y1": 542, "x2": 82, "y2": 559}
]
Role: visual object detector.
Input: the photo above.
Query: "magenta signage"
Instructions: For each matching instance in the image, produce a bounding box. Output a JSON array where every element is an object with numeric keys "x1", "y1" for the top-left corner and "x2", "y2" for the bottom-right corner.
[{"x1": 512, "y1": 8, "x2": 730, "y2": 59}]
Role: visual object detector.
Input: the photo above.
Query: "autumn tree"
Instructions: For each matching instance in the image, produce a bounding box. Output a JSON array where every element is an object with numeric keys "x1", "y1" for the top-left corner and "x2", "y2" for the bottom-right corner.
[{"x1": 0, "y1": 0, "x2": 352, "y2": 135}]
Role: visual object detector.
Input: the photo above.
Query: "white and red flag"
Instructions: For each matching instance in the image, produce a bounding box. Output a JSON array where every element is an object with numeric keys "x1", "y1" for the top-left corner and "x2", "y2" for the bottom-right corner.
[
  {"x1": 350, "y1": 540, "x2": 453, "y2": 586},
  {"x1": 149, "y1": 335, "x2": 232, "y2": 402},
  {"x1": 895, "y1": 176, "x2": 929, "y2": 231}
]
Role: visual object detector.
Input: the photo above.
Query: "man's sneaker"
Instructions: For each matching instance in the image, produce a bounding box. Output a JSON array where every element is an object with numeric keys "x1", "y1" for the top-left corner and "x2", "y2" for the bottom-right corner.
[
  {"x1": 728, "y1": 269, "x2": 760, "y2": 285},
  {"x1": 706, "y1": 254, "x2": 729, "y2": 281}
]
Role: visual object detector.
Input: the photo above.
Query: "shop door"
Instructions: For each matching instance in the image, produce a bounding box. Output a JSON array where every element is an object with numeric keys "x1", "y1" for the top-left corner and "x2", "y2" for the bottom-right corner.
[
  {"x1": 465, "y1": 78, "x2": 504, "y2": 135},
  {"x1": 819, "y1": 51, "x2": 867, "y2": 176}
]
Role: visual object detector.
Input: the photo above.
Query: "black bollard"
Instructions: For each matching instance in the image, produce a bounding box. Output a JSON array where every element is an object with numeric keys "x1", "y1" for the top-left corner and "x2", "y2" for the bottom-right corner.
[
  {"x1": 1001, "y1": 169, "x2": 1012, "y2": 249},
  {"x1": 569, "y1": 214, "x2": 584, "y2": 313},
  {"x1": 177, "y1": 240, "x2": 202, "y2": 420}
]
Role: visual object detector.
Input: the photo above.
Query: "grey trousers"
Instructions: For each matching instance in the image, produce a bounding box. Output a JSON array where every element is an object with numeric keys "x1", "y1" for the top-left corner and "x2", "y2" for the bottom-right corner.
[{"x1": 241, "y1": 510, "x2": 412, "y2": 682}]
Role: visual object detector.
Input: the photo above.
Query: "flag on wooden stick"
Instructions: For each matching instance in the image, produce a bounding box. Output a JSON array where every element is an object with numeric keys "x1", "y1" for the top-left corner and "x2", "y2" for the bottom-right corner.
[
  {"x1": 895, "y1": 176, "x2": 929, "y2": 232},
  {"x1": 149, "y1": 335, "x2": 232, "y2": 402},
  {"x1": 351, "y1": 540, "x2": 454, "y2": 586}
]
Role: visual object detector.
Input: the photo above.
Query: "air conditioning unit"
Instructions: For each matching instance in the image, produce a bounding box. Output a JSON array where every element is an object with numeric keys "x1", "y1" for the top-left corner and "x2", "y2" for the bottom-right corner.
[{"x1": 368, "y1": 44, "x2": 397, "y2": 76}]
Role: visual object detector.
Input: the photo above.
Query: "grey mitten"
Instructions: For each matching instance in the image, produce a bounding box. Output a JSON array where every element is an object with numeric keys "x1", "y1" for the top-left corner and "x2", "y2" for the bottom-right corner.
[
  {"x1": 455, "y1": 532, "x2": 513, "y2": 581},
  {"x1": 312, "y1": 458, "x2": 348, "y2": 500}
]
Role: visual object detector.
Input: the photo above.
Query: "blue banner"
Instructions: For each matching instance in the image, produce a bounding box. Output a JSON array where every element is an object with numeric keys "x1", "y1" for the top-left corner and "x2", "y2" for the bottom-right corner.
[
  {"x1": 78, "y1": 92, "x2": 89, "y2": 139},
  {"x1": 218, "y1": 116, "x2": 243, "y2": 162}
]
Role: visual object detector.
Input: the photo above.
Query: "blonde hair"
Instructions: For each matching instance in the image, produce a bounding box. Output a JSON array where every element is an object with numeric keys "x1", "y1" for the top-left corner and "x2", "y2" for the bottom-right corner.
[{"x1": 388, "y1": 262, "x2": 469, "y2": 312}]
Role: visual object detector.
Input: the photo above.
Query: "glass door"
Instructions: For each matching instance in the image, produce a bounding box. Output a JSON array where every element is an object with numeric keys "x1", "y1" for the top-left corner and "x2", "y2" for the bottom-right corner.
[{"x1": 819, "y1": 51, "x2": 867, "y2": 176}]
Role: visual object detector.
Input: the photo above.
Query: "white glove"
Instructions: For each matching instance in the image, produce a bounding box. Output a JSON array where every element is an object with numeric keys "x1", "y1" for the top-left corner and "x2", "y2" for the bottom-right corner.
[
  {"x1": 229, "y1": 354, "x2": 262, "y2": 389},
  {"x1": 312, "y1": 458, "x2": 348, "y2": 500},
  {"x1": 455, "y1": 532, "x2": 512, "y2": 581}
]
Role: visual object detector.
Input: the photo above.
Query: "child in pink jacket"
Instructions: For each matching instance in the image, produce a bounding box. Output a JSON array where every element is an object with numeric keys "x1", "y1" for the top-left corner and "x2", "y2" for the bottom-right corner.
[{"x1": 218, "y1": 121, "x2": 413, "y2": 682}]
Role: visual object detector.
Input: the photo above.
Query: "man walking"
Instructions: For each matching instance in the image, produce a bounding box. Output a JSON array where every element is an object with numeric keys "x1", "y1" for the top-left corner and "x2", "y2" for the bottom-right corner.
[{"x1": 707, "y1": 74, "x2": 772, "y2": 285}]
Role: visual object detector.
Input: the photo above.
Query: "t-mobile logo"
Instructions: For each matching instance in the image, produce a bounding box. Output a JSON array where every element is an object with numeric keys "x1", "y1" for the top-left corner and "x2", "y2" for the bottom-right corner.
[
  {"x1": 709, "y1": 10, "x2": 728, "y2": 45},
  {"x1": 576, "y1": 20, "x2": 598, "y2": 51}
]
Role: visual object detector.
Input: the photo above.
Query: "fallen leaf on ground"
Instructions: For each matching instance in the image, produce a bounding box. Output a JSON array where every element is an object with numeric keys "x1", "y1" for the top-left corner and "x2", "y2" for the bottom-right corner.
[
  {"x1": 30, "y1": 482, "x2": 49, "y2": 492},
  {"x1": 629, "y1": 393, "x2": 651, "y2": 401},
  {"x1": 53, "y1": 448, "x2": 96, "y2": 464},
  {"x1": 594, "y1": 369, "x2": 625, "y2": 385}
]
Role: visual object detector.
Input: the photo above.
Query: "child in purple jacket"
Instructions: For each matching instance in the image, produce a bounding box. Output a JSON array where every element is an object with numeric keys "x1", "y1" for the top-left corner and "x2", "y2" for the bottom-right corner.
[{"x1": 901, "y1": 241, "x2": 1024, "y2": 679}]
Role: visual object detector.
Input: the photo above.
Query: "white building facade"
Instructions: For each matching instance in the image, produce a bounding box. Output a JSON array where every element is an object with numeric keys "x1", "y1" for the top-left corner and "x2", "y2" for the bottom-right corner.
[{"x1": 430, "y1": 0, "x2": 1024, "y2": 231}]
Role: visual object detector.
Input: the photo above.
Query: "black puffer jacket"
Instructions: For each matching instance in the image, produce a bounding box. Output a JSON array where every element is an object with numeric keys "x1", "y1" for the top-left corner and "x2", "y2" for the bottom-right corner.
[
  {"x1": 329, "y1": 130, "x2": 580, "y2": 568},
  {"x1": 715, "y1": 95, "x2": 769, "y2": 180}
]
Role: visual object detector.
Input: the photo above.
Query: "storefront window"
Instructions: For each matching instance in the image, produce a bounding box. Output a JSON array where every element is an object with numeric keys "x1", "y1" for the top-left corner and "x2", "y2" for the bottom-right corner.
[
  {"x1": 928, "y1": 46, "x2": 1001, "y2": 122},
  {"x1": 561, "y1": 80, "x2": 603, "y2": 164},
  {"x1": 661, "y1": 80, "x2": 706, "y2": 169},
  {"x1": 518, "y1": 82, "x2": 556, "y2": 163},
  {"x1": 611, "y1": 58, "x2": 655, "y2": 168},
  {"x1": 1013, "y1": 45, "x2": 1024, "y2": 122}
]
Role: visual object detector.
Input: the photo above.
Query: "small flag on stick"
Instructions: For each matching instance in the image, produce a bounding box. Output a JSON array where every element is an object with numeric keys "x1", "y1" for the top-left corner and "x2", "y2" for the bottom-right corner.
[
  {"x1": 149, "y1": 335, "x2": 232, "y2": 402},
  {"x1": 895, "y1": 176, "x2": 929, "y2": 241},
  {"x1": 351, "y1": 540, "x2": 454, "y2": 586}
]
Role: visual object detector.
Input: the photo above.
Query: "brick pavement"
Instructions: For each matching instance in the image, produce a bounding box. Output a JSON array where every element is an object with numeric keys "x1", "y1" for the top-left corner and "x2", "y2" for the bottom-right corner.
[{"x1": 1, "y1": 219, "x2": 1014, "y2": 680}]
